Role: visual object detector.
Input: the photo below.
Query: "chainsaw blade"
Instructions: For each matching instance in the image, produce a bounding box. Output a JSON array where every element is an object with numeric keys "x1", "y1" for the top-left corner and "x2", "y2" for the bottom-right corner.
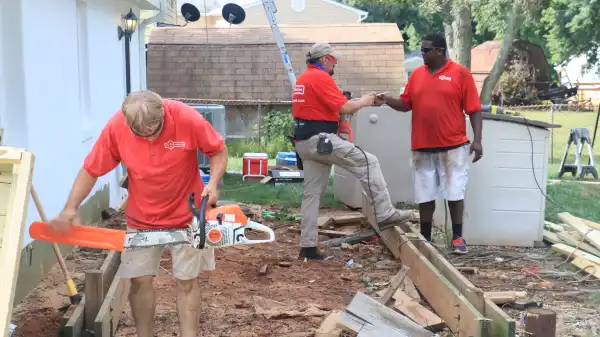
[{"x1": 123, "y1": 229, "x2": 192, "y2": 250}]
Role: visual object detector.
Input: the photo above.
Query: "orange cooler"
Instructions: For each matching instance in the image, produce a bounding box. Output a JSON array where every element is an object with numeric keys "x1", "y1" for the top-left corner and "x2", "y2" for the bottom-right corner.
[{"x1": 242, "y1": 153, "x2": 268, "y2": 180}]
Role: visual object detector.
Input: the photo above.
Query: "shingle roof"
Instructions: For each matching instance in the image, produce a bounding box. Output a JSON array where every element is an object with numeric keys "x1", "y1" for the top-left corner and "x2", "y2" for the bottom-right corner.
[
  {"x1": 147, "y1": 23, "x2": 406, "y2": 101},
  {"x1": 149, "y1": 23, "x2": 404, "y2": 45}
]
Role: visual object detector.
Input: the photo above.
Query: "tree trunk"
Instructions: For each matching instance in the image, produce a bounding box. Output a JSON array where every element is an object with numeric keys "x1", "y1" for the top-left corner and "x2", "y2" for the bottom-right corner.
[
  {"x1": 479, "y1": 0, "x2": 523, "y2": 104},
  {"x1": 442, "y1": 2, "x2": 455, "y2": 60},
  {"x1": 451, "y1": 4, "x2": 473, "y2": 69}
]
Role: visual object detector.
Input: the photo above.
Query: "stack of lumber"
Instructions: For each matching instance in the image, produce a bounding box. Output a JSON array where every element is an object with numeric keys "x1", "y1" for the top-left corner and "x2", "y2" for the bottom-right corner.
[
  {"x1": 543, "y1": 212, "x2": 600, "y2": 279},
  {"x1": 289, "y1": 211, "x2": 371, "y2": 244}
]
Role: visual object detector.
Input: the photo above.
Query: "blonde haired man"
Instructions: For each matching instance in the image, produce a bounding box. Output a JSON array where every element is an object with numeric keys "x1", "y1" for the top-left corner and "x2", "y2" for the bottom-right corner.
[{"x1": 48, "y1": 90, "x2": 228, "y2": 337}]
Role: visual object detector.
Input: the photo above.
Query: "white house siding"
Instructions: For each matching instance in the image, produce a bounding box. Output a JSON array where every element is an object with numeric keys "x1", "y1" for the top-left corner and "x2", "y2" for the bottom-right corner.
[{"x1": 0, "y1": 0, "x2": 148, "y2": 247}]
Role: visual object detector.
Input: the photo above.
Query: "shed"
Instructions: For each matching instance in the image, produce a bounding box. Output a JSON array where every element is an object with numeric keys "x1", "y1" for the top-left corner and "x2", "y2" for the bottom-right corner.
[
  {"x1": 333, "y1": 105, "x2": 559, "y2": 247},
  {"x1": 146, "y1": 23, "x2": 405, "y2": 137}
]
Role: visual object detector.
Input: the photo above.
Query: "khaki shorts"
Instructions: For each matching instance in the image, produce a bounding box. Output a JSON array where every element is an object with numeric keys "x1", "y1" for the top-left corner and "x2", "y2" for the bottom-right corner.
[{"x1": 119, "y1": 229, "x2": 216, "y2": 281}]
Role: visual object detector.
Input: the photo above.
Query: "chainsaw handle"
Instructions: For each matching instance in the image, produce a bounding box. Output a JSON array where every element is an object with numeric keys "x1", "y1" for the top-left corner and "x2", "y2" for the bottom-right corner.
[{"x1": 188, "y1": 192, "x2": 209, "y2": 249}]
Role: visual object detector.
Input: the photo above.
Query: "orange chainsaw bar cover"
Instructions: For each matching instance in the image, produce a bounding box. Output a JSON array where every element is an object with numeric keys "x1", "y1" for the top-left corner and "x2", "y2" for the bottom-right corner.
[{"x1": 29, "y1": 221, "x2": 127, "y2": 252}]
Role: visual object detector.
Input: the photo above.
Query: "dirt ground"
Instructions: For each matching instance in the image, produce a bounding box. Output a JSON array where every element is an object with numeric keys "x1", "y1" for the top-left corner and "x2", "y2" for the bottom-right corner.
[{"x1": 10, "y1": 206, "x2": 600, "y2": 337}]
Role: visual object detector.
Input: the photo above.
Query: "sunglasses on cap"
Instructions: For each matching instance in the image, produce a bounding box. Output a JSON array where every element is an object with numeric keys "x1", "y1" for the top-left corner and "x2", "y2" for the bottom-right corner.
[{"x1": 325, "y1": 55, "x2": 338, "y2": 64}]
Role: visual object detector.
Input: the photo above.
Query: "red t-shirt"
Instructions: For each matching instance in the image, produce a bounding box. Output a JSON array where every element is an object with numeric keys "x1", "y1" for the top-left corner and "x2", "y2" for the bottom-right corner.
[
  {"x1": 292, "y1": 65, "x2": 348, "y2": 122},
  {"x1": 400, "y1": 59, "x2": 482, "y2": 150},
  {"x1": 83, "y1": 99, "x2": 225, "y2": 230}
]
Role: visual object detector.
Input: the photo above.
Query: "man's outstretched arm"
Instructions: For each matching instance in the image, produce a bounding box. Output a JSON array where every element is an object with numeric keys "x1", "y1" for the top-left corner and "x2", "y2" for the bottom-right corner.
[{"x1": 383, "y1": 96, "x2": 410, "y2": 112}]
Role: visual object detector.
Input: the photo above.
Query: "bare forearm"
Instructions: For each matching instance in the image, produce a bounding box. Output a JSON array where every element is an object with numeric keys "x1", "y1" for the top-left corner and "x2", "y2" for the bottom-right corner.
[
  {"x1": 64, "y1": 168, "x2": 98, "y2": 210},
  {"x1": 385, "y1": 97, "x2": 409, "y2": 112},
  {"x1": 340, "y1": 99, "x2": 370, "y2": 115},
  {"x1": 208, "y1": 145, "x2": 228, "y2": 185},
  {"x1": 469, "y1": 111, "x2": 483, "y2": 142}
]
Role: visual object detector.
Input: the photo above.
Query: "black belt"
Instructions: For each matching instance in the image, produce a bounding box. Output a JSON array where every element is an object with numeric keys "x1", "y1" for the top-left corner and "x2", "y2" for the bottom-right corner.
[{"x1": 293, "y1": 119, "x2": 339, "y2": 141}]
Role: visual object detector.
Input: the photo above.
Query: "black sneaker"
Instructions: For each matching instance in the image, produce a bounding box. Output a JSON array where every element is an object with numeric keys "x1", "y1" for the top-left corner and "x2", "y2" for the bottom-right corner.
[{"x1": 299, "y1": 247, "x2": 327, "y2": 260}]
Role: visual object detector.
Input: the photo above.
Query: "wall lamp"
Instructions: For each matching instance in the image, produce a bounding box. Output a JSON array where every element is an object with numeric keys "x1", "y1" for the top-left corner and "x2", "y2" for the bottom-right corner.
[{"x1": 118, "y1": 8, "x2": 138, "y2": 41}]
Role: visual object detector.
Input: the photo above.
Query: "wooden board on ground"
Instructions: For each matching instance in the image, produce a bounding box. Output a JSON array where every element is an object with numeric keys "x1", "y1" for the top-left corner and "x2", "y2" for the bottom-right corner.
[
  {"x1": 316, "y1": 310, "x2": 343, "y2": 337},
  {"x1": 94, "y1": 264, "x2": 131, "y2": 337},
  {"x1": 330, "y1": 212, "x2": 365, "y2": 225},
  {"x1": 556, "y1": 231, "x2": 600, "y2": 256},
  {"x1": 398, "y1": 226, "x2": 516, "y2": 337},
  {"x1": 347, "y1": 291, "x2": 433, "y2": 337},
  {"x1": 62, "y1": 296, "x2": 86, "y2": 337},
  {"x1": 361, "y1": 192, "x2": 487, "y2": 337},
  {"x1": 552, "y1": 243, "x2": 600, "y2": 265},
  {"x1": 0, "y1": 147, "x2": 34, "y2": 337},
  {"x1": 289, "y1": 227, "x2": 356, "y2": 238},
  {"x1": 318, "y1": 216, "x2": 333, "y2": 228},
  {"x1": 392, "y1": 291, "x2": 445, "y2": 330},
  {"x1": 558, "y1": 212, "x2": 600, "y2": 252},
  {"x1": 571, "y1": 256, "x2": 600, "y2": 279}
]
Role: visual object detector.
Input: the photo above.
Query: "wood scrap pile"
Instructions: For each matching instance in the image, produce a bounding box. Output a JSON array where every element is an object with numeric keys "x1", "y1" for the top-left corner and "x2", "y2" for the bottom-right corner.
[
  {"x1": 288, "y1": 211, "x2": 373, "y2": 245},
  {"x1": 543, "y1": 212, "x2": 600, "y2": 280}
]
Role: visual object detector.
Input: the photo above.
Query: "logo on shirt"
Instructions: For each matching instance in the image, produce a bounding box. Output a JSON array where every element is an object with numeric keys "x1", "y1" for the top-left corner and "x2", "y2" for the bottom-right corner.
[
  {"x1": 439, "y1": 75, "x2": 452, "y2": 82},
  {"x1": 293, "y1": 85, "x2": 305, "y2": 95},
  {"x1": 164, "y1": 140, "x2": 186, "y2": 150}
]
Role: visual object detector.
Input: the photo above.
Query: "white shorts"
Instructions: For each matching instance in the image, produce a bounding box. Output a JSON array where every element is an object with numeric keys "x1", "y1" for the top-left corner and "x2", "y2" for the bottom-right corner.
[
  {"x1": 119, "y1": 229, "x2": 216, "y2": 281},
  {"x1": 412, "y1": 143, "x2": 470, "y2": 204}
]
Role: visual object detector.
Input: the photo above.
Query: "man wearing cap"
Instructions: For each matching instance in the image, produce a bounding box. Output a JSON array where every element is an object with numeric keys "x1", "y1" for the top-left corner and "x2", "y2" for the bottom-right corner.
[{"x1": 291, "y1": 43, "x2": 413, "y2": 260}]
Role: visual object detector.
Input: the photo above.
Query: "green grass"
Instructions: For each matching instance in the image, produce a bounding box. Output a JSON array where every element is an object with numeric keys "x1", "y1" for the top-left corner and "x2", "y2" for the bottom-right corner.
[
  {"x1": 517, "y1": 110, "x2": 598, "y2": 179},
  {"x1": 219, "y1": 172, "x2": 341, "y2": 208},
  {"x1": 545, "y1": 181, "x2": 600, "y2": 223}
]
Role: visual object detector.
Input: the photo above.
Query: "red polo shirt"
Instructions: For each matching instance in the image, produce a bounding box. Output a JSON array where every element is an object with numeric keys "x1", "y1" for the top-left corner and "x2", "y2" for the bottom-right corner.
[
  {"x1": 400, "y1": 59, "x2": 481, "y2": 150},
  {"x1": 292, "y1": 65, "x2": 348, "y2": 122},
  {"x1": 83, "y1": 99, "x2": 225, "y2": 230}
]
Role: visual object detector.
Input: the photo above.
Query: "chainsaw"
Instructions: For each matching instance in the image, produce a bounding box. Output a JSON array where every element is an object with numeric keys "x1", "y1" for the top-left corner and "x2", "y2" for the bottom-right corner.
[{"x1": 29, "y1": 193, "x2": 276, "y2": 251}]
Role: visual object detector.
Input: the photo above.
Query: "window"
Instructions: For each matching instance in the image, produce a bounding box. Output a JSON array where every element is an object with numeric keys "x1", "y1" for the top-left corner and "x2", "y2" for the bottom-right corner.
[
  {"x1": 76, "y1": 0, "x2": 91, "y2": 135},
  {"x1": 291, "y1": 0, "x2": 306, "y2": 12}
]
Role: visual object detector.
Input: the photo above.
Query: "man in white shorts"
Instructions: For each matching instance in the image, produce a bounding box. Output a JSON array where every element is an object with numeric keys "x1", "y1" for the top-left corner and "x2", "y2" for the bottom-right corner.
[
  {"x1": 47, "y1": 91, "x2": 228, "y2": 337},
  {"x1": 379, "y1": 33, "x2": 483, "y2": 254}
]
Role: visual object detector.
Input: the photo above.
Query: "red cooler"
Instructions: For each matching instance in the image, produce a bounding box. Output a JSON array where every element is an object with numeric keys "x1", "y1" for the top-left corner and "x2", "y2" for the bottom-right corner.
[{"x1": 242, "y1": 153, "x2": 269, "y2": 180}]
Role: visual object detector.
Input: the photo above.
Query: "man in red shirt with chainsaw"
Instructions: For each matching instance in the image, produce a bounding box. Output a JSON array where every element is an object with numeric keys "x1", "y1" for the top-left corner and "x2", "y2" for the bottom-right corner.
[
  {"x1": 47, "y1": 91, "x2": 228, "y2": 337},
  {"x1": 380, "y1": 34, "x2": 483, "y2": 254},
  {"x1": 292, "y1": 43, "x2": 413, "y2": 260}
]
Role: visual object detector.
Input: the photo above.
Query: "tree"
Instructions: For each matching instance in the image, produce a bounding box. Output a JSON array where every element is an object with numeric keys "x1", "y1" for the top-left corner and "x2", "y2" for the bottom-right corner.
[
  {"x1": 478, "y1": 0, "x2": 524, "y2": 103},
  {"x1": 541, "y1": 0, "x2": 600, "y2": 72}
]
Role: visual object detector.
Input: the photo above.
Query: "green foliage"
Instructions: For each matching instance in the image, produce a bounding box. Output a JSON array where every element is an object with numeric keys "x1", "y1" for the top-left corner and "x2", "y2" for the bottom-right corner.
[
  {"x1": 493, "y1": 50, "x2": 539, "y2": 105},
  {"x1": 541, "y1": 0, "x2": 600, "y2": 70},
  {"x1": 226, "y1": 109, "x2": 295, "y2": 158}
]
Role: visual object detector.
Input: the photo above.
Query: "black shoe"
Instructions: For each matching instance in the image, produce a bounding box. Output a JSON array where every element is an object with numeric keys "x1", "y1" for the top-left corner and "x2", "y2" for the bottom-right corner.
[{"x1": 299, "y1": 247, "x2": 327, "y2": 260}]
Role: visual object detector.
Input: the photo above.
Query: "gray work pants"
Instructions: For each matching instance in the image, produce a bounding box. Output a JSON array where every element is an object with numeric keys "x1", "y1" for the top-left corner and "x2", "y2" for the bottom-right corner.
[{"x1": 294, "y1": 133, "x2": 396, "y2": 247}]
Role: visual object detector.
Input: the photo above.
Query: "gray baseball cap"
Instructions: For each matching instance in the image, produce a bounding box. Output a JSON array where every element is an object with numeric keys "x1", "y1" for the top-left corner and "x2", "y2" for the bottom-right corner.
[{"x1": 307, "y1": 43, "x2": 343, "y2": 59}]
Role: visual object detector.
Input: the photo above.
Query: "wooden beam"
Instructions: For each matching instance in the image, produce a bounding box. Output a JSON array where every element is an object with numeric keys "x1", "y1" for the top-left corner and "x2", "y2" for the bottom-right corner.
[
  {"x1": 62, "y1": 296, "x2": 86, "y2": 337},
  {"x1": 316, "y1": 310, "x2": 343, "y2": 337},
  {"x1": 392, "y1": 291, "x2": 444, "y2": 330},
  {"x1": 379, "y1": 266, "x2": 409, "y2": 305},
  {"x1": 83, "y1": 252, "x2": 122, "y2": 333},
  {"x1": 558, "y1": 212, "x2": 600, "y2": 252},
  {"x1": 361, "y1": 192, "x2": 487, "y2": 337},
  {"x1": 93, "y1": 265, "x2": 131, "y2": 337},
  {"x1": 399, "y1": 227, "x2": 516, "y2": 337},
  {"x1": 347, "y1": 291, "x2": 433, "y2": 337},
  {"x1": 0, "y1": 149, "x2": 33, "y2": 337}
]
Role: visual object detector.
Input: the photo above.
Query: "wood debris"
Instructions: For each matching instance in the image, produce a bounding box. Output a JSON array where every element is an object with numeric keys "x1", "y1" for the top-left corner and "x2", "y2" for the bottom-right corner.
[{"x1": 544, "y1": 213, "x2": 600, "y2": 280}]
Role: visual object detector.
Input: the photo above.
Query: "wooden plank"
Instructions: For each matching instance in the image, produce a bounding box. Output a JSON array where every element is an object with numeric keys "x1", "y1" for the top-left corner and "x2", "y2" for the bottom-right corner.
[
  {"x1": 552, "y1": 243, "x2": 600, "y2": 265},
  {"x1": 392, "y1": 291, "x2": 444, "y2": 329},
  {"x1": 484, "y1": 291, "x2": 528, "y2": 305},
  {"x1": 99, "y1": 251, "x2": 121, "y2": 296},
  {"x1": 318, "y1": 216, "x2": 333, "y2": 228},
  {"x1": 361, "y1": 192, "x2": 488, "y2": 337},
  {"x1": 84, "y1": 270, "x2": 104, "y2": 330},
  {"x1": 558, "y1": 230, "x2": 600, "y2": 256},
  {"x1": 571, "y1": 256, "x2": 600, "y2": 279},
  {"x1": 347, "y1": 292, "x2": 433, "y2": 337},
  {"x1": 0, "y1": 147, "x2": 24, "y2": 164},
  {"x1": 398, "y1": 227, "x2": 515, "y2": 337},
  {"x1": 62, "y1": 296, "x2": 86, "y2": 337},
  {"x1": 288, "y1": 227, "x2": 356, "y2": 238},
  {"x1": 315, "y1": 310, "x2": 342, "y2": 337},
  {"x1": 0, "y1": 150, "x2": 33, "y2": 337},
  {"x1": 543, "y1": 230, "x2": 562, "y2": 244},
  {"x1": 558, "y1": 212, "x2": 600, "y2": 252},
  {"x1": 379, "y1": 266, "x2": 409, "y2": 305},
  {"x1": 336, "y1": 311, "x2": 407, "y2": 337},
  {"x1": 94, "y1": 265, "x2": 131, "y2": 337},
  {"x1": 321, "y1": 229, "x2": 377, "y2": 247},
  {"x1": 330, "y1": 212, "x2": 365, "y2": 225}
]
